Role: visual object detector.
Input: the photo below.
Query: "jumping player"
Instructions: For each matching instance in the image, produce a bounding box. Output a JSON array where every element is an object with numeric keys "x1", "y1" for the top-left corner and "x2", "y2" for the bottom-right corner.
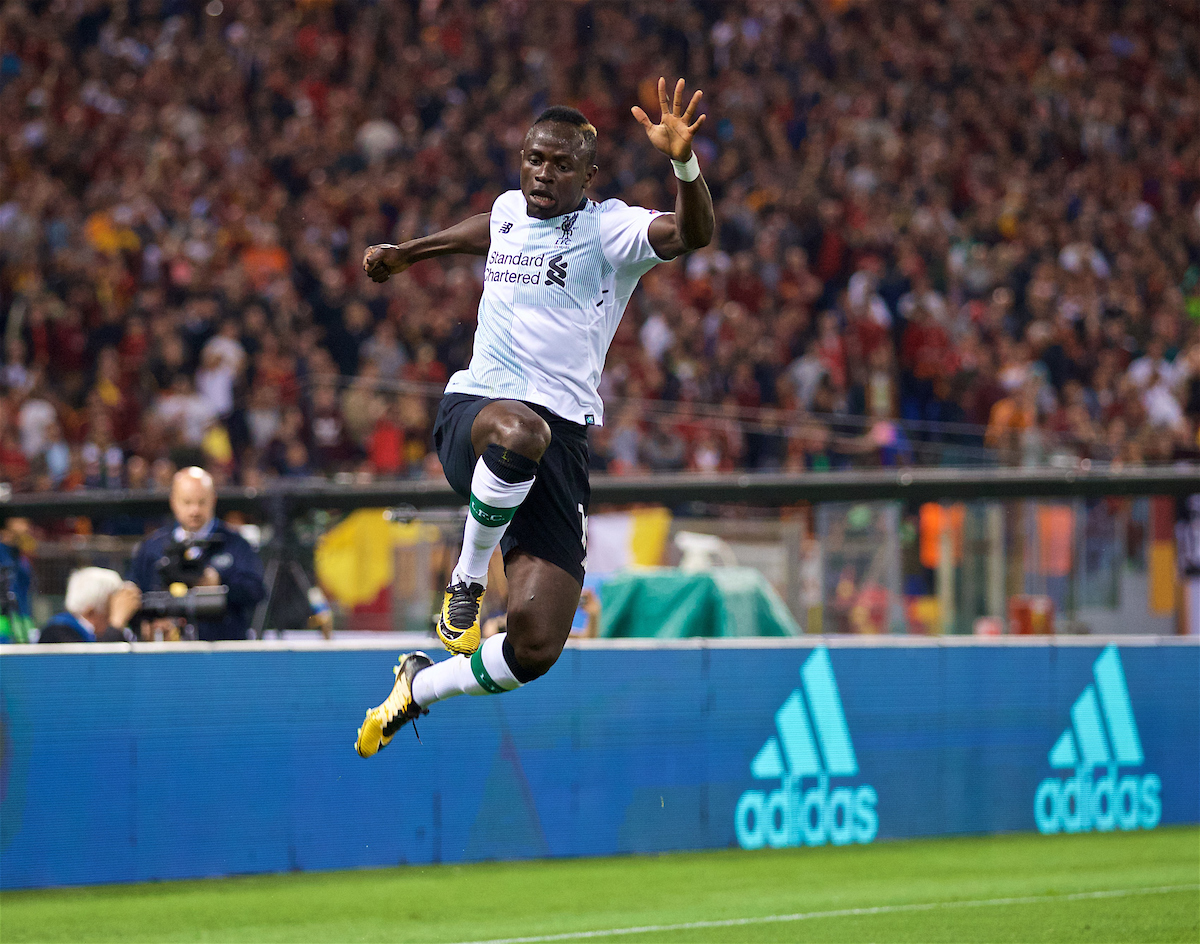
[{"x1": 354, "y1": 78, "x2": 713, "y2": 757}]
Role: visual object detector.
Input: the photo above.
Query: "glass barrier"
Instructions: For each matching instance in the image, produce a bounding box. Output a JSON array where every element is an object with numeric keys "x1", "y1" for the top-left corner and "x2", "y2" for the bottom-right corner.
[
  {"x1": 6, "y1": 493, "x2": 1195, "y2": 640},
  {"x1": 573, "y1": 498, "x2": 1184, "y2": 636}
]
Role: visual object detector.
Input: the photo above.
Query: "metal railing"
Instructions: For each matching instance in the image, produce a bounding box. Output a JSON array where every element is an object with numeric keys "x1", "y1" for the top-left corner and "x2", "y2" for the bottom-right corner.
[
  {"x1": 3, "y1": 466, "x2": 1197, "y2": 520},
  {"x1": 289, "y1": 373, "x2": 1113, "y2": 468}
]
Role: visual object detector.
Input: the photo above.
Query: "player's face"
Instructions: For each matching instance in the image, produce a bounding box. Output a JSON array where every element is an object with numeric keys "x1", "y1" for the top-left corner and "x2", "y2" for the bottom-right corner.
[{"x1": 520, "y1": 124, "x2": 597, "y2": 220}]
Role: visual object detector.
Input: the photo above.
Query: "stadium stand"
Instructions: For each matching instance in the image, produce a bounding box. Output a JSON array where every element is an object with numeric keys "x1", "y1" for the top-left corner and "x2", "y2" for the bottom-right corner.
[{"x1": 1, "y1": 0, "x2": 1198, "y2": 492}]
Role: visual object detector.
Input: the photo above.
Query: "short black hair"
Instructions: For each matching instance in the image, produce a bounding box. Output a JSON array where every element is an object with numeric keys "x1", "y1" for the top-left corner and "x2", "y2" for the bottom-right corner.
[{"x1": 531, "y1": 106, "x2": 597, "y2": 166}]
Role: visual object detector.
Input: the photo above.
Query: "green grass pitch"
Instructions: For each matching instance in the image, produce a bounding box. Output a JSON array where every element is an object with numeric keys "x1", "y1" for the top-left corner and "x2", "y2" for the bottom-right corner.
[{"x1": 2, "y1": 828, "x2": 1196, "y2": 943}]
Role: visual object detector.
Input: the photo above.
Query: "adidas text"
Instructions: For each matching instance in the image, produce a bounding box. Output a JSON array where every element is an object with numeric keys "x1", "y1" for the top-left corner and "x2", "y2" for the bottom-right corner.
[
  {"x1": 736, "y1": 776, "x2": 877, "y2": 849},
  {"x1": 1035, "y1": 768, "x2": 1160, "y2": 834}
]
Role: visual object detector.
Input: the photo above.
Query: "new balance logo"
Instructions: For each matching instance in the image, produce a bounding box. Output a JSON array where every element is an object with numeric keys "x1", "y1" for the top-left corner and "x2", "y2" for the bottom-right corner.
[
  {"x1": 735, "y1": 648, "x2": 877, "y2": 850},
  {"x1": 1035, "y1": 645, "x2": 1160, "y2": 834},
  {"x1": 499, "y1": 221, "x2": 512, "y2": 234},
  {"x1": 547, "y1": 253, "x2": 568, "y2": 287}
]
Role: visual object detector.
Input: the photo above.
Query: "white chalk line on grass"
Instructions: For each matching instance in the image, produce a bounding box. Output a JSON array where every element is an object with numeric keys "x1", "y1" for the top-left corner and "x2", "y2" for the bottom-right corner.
[{"x1": 449, "y1": 883, "x2": 1200, "y2": 944}]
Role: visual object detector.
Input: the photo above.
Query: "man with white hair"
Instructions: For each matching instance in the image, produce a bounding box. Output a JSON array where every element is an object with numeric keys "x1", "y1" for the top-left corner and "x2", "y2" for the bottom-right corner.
[
  {"x1": 39, "y1": 568, "x2": 141, "y2": 644},
  {"x1": 127, "y1": 466, "x2": 264, "y2": 640}
]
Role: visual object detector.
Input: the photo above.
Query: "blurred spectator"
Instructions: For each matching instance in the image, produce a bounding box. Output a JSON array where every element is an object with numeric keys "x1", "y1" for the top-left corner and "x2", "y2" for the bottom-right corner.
[
  {"x1": 39, "y1": 567, "x2": 141, "y2": 644},
  {"x1": 308, "y1": 382, "x2": 357, "y2": 470},
  {"x1": 360, "y1": 319, "x2": 407, "y2": 380},
  {"x1": 16, "y1": 379, "x2": 55, "y2": 458},
  {"x1": 155, "y1": 375, "x2": 217, "y2": 449},
  {"x1": 366, "y1": 396, "x2": 406, "y2": 477}
]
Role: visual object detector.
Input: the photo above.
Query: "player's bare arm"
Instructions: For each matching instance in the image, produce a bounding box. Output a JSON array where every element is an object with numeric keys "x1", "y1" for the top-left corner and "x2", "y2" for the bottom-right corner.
[
  {"x1": 634, "y1": 77, "x2": 715, "y2": 259},
  {"x1": 362, "y1": 212, "x2": 492, "y2": 283}
]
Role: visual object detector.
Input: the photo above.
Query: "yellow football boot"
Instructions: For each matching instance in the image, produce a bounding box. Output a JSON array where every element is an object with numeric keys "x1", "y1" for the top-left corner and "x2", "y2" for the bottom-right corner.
[
  {"x1": 354, "y1": 651, "x2": 433, "y2": 758},
  {"x1": 436, "y1": 580, "x2": 485, "y2": 655}
]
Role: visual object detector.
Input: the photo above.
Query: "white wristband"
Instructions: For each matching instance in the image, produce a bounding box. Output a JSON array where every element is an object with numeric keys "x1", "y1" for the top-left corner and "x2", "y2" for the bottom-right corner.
[{"x1": 671, "y1": 152, "x2": 701, "y2": 182}]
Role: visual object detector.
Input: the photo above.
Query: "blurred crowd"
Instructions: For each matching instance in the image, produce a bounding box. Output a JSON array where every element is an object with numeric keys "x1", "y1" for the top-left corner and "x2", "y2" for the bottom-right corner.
[{"x1": 2, "y1": 0, "x2": 1200, "y2": 495}]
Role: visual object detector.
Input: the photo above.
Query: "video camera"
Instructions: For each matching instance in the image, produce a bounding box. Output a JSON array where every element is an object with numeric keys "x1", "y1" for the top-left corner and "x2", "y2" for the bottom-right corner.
[
  {"x1": 155, "y1": 536, "x2": 222, "y2": 587},
  {"x1": 139, "y1": 535, "x2": 229, "y2": 625},
  {"x1": 138, "y1": 585, "x2": 228, "y2": 622},
  {"x1": 0, "y1": 561, "x2": 34, "y2": 643}
]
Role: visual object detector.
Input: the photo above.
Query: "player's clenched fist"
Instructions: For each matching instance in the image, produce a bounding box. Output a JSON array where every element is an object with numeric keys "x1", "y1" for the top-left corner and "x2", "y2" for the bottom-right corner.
[{"x1": 362, "y1": 244, "x2": 409, "y2": 282}]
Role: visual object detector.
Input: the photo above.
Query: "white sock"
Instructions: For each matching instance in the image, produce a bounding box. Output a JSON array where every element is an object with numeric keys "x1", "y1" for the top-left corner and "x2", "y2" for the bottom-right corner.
[
  {"x1": 411, "y1": 654, "x2": 481, "y2": 705},
  {"x1": 454, "y1": 453, "x2": 536, "y2": 585},
  {"x1": 411, "y1": 634, "x2": 524, "y2": 707}
]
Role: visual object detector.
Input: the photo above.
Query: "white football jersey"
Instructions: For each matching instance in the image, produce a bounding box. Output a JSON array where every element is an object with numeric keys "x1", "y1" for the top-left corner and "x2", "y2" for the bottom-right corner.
[{"x1": 443, "y1": 189, "x2": 666, "y2": 425}]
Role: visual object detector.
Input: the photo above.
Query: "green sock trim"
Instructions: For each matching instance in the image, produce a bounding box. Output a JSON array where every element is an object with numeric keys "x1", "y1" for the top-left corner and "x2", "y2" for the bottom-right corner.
[
  {"x1": 470, "y1": 648, "x2": 510, "y2": 694},
  {"x1": 469, "y1": 495, "x2": 517, "y2": 527}
]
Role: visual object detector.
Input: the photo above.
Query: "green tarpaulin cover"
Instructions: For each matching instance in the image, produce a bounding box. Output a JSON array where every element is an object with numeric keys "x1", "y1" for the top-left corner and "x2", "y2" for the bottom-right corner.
[{"x1": 599, "y1": 567, "x2": 801, "y2": 638}]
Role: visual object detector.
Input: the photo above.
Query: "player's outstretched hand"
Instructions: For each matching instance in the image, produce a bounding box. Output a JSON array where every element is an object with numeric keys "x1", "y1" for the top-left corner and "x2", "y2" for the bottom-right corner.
[
  {"x1": 362, "y1": 244, "x2": 410, "y2": 283},
  {"x1": 631, "y1": 77, "x2": 706, "y2": 163}
]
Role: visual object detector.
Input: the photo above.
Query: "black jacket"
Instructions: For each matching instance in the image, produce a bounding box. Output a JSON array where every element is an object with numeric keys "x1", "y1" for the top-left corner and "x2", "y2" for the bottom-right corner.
[{"x1": 128, "y1": 521, "x2": 265, "y2": 640}]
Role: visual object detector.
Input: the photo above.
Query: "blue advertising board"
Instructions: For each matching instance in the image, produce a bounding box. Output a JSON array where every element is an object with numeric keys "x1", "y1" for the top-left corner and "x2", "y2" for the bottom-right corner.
[{"x1": 1, "y1": 639, "x2": 1196, "y2": 889}]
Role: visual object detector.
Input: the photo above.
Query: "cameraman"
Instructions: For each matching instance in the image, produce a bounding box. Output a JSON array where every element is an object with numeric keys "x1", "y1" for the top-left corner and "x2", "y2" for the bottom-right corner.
[
  {"x1": 40, "y1": 568, "x2": 142, "y2": 643},
  {"x1": 1, "y1": 518, "x2": 34, "y2": 643},
  {"x1": 128, "y1": 467, "x2": 265, "y2": 641}
]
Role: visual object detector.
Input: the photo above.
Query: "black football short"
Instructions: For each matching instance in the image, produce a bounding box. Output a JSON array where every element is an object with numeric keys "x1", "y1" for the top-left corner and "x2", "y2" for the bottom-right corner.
[{"x1": 433, "y1": 394, "x2": 589, "y2": 585}]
